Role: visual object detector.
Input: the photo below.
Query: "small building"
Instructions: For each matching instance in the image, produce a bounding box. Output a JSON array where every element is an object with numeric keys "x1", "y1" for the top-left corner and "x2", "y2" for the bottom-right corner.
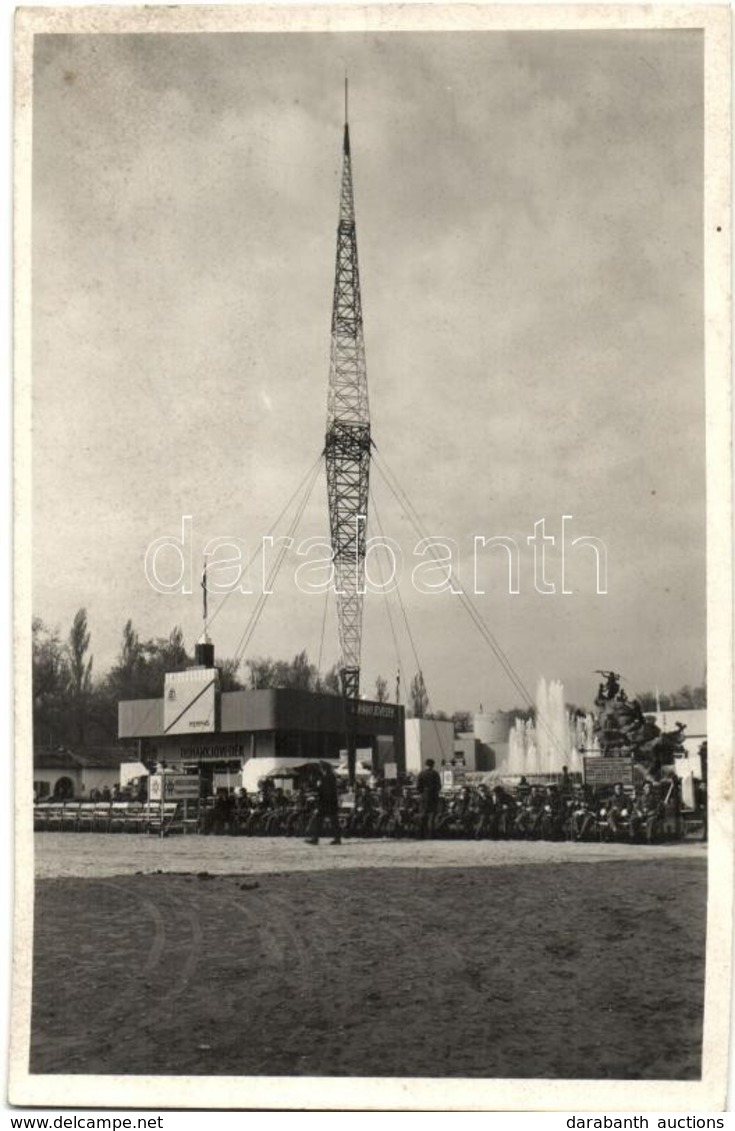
[
  {"x1": 118, "y1": 673, "x2": 405, "y2": 789},
  {"x1": 650, "y1": 708, "x2": 706, "y2": 757},
  {"x1": 473, "y1": 711, "x2": 512, "y2": 772},
  {"x1": 404, "y1": 717, "x2": 454, "y2": 775},
  {"x1": 33, "y1": 746, "x2": 127, "y2": 800},
  {"x1": 454, "y1": 735, "x2": 481, "y2": 772},
  {"x1": 650, "y1": 708, "x2": 707, "y2": 786}
]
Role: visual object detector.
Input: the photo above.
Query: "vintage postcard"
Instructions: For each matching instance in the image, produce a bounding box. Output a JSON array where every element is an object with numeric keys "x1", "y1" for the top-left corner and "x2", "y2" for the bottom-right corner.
[{"x1": 11, "y1": 3, "x2": 732, "y2": 1112}]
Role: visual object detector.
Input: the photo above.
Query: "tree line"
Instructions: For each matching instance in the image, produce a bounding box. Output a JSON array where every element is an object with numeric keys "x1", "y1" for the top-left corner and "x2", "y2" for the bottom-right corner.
[
  {"x1": 33, "y1": 612, "x2": 229, "y2": 749},
  {"x1": 32, "y1": 608, "x2": 474, "y2": 750},
  {"x1": 634, "y1": 685, "x2": 707, "y2": 712},
  {"x1": 34, "y1": 607, "x2": 703, "y2": 752}
]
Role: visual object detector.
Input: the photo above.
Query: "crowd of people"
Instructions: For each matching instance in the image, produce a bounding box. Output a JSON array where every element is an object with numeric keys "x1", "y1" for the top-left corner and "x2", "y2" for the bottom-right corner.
[{"x1": 200, "y1": 759, "x2": 676, "y2": 844}]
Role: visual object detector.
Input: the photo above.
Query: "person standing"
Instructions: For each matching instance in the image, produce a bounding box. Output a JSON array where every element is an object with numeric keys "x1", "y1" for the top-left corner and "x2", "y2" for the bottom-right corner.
[
  {"x1": 417, "y1": 758, "x2": 442, "y2": 839},
  {"x1": 306, "y1": 763, "x2": 342, "y2": 846}
]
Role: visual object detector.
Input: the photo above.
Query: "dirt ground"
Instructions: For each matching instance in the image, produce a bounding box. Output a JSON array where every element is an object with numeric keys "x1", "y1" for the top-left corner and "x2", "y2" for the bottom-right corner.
[
  {"x1": 34, "y1": 828, "x2": 701, "y2": 878},
  {"x1": 30, "y1": 837, "x2": 706, "y2": 1080}
]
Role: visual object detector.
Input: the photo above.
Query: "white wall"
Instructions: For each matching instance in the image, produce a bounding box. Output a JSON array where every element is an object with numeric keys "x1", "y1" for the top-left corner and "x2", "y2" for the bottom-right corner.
[
  {"x1": 405, "y1": 718, "x2": 454, "y2": 775},
  {"x1": 651, "y1": 709, "x2": 706, "y2": 758},
  {"x1": 674, "y1": 752, "x2": 703, "y2": 782},
  {"x1": 35, "y1": 770, "x2": 82, "y2": 798},
  {"x1": 240, "y1": 756, "x2": 337, "y2": 793},
  {"x1": 474, "y1": 712, "x2": 511, "y2": 745},
  {"x1": 454, "y1": 737, "x2": 478, "y2": 772},
  {"x1": 213, "y1": 770, "x2": 244, "y2": 792},
  {"x1": 81, "y1": 768, "x2": 120, "y2": 795}
]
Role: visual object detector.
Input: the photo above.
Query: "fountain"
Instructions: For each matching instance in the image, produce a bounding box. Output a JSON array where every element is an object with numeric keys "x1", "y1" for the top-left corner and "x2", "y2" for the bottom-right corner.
[
  {"x1": 490, "y1": 671, "x2": 687, "y2": 782},
  {"x1": 504, "y1": 677, "x2": 594, "y2": 778}
]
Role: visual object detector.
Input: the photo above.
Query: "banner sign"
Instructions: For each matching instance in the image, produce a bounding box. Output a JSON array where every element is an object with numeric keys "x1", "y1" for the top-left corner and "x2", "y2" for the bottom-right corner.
[
  {"x1": 583, "y1": 756, "x2": 634, "y2": 789},
  {"x1": 384, "y1": 762, "x2": 398, "y2": 780}
]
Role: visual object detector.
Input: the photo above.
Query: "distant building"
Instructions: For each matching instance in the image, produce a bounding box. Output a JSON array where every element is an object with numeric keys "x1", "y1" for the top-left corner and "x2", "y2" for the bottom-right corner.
[
  {"x1": 118, "y1": 680, "x2": 405, "y2": 789},
  {"x1": 454, "y1": 735, "x2": 483, "y2": 772},
  {"x1": 472, "y1": 711, "x2": 513, "y2": 772},
  {"x1": 650, "y1": 708, "x2": 706, "y2": 752},
  {"x1": 404, "y1": 718, "x2": 454, "y2": 775},
  {"x1": 650, "y1": 708, "x2": 707, "y2": 780},
  {"x1": 33, "y1": 747, "x2": 127, "y2": 800}
]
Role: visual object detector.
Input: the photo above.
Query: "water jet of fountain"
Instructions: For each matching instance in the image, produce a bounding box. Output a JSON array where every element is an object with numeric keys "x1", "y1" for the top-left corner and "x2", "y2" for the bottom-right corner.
[{"x1": 505, "y1": 677, "x2": 587, "y2": 778}]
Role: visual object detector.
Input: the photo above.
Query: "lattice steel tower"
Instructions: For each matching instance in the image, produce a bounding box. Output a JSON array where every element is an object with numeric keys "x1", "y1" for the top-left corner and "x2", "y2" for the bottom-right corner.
[{"x1": 325, "y1": 81, "x2": 371, "y2": 701}]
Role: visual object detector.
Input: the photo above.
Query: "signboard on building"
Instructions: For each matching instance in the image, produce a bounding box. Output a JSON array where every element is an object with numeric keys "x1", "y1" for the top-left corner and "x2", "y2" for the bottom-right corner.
[
  {"x1": 149, "y1": 774, "x2": 201, "y2": 801},
  {"x1": 163, "y1": 669, "x2": 218, "y2": 736},
  {"x1": 384, "y1": 762, "x2": 397, "y2": 780},
  {"x1": 348, "y1": 700, "x2": 398, "y2": 721},
  {"x1": 583, "y1": 756, "x2": 634, "y2": 789},
  {"x1": 179, "y1": 742, "x2": 246, "y2": 762}
]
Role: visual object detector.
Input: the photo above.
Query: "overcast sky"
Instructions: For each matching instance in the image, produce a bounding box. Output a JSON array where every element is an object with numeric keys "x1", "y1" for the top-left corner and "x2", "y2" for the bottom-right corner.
[{"x1": 32, "y1": 29, "x2": 705, "y2": 712}]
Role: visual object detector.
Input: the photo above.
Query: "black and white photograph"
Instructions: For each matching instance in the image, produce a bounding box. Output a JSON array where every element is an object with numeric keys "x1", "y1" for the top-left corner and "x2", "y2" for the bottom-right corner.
[{"x1": 11, "y1": 3, "x2": 732, "y2": 1112}]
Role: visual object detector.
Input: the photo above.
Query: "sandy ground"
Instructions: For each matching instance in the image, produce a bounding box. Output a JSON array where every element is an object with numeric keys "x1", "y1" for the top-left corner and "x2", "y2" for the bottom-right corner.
[
  {"x1": 30, "y1": 835, "x2": 706, "y2": 1080},
  {"x1": 34, "y1": 830, "x2": 704, "y2": 878}
]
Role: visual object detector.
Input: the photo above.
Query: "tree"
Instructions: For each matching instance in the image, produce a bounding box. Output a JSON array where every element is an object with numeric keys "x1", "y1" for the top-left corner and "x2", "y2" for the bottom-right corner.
[
  {"x1": 635, "y1": 683, "x2": 707, "y2": 712},
  {"x1": 153, "y1": 626, "x2": 188, "y2": 677},
  {"x1": 104, "y1": 619, "x2": 143, "y2": 701},
  {"x1": 66, "y1": 608, "x2": 93, "y2": 745},
  {"x1": 218, "y1": 657, "x2": 243, "y2": 692},
  {"x1": 245, "y1": 653, "x2": 346, "y2": 695},
  {"x1": 119, "y1": 619, "x2": 141, "y2": 676},
  {"x1": 374, "y1": 675, "x2": 389, "y2": 703},
  {"x1": 33, "y1": 610, "x2": 110, "y2": 747},
  {"x1": 502, "y1": 707, "x2": 534, "y2": 726},
  {"x1": 32, "y1": 618, "x2": 67, "y2": 705},
  {"x1": 97, "y1": 621, "x2": 244, "y2": 736},
  {"x1": 316, "y1": 664, "x2": 341, "y2": 696},
  {"x1": 284, "y1": 650, "x2": 318, "y2": 691},
  {"x1": 670, "y1": 683, "x2": 706, "y2": 709},
  {"x1": 451, "y1": 710, "x2": 473, "y2": 736},
  {"x1": 67, "y1": 609, "x2": 93, "y2": 693},
  {"x1": 245, "y1": 656, "x2": 278, "y2": 690},
  {"x1": 104, "y1": 624, "x2": 190, "y2": 704},
  {"x1": 409, "y1": 671, "x2": 429, "y2": 719},
  {"x1": 133, "y1": 626, "x2": 188, "y2": 695},
  {"x1": 244, "y1": 651, "x2": 337, "y2": 693},
  {"x1": 689, "y1": 684, "x2": 707, "y2": 709},
  {"x1": 32, "y1": 617, "x2": 70, "y2": 747}
]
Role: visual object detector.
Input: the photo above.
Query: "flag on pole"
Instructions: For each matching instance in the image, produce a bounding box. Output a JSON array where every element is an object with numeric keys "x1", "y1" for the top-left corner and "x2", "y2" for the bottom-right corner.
[{"x1": 201, "y1": 562, "x2": 208, "y2": 623}]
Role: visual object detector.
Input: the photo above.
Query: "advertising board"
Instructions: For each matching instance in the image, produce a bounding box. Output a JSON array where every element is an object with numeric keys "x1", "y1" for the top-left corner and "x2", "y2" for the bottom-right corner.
[
  {"x1": 163, "y1": 669, "x2": 218, "y2": 735},
  {"x1": 583, "y1": 756, "x2": 634, "y2": 789},
  {"x1": 149, "y1": 774, "x2": 201, "y2": 801}
]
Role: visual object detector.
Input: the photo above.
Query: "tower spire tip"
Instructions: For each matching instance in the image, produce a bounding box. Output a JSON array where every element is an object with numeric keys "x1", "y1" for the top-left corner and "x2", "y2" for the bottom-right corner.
[{"x1": 343, "y1": 74, "x2": 350, "y2": 155}]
